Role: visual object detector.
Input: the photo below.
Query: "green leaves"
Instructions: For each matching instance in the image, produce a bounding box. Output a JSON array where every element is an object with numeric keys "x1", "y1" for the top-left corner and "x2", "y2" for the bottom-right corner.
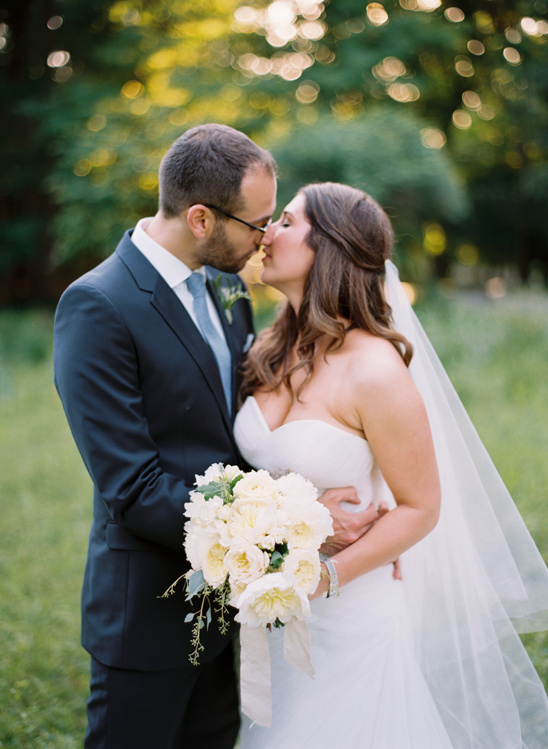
[
  {"x1": 211, "y1": 275, "x2": 252, "y2": 325},
  {"x1": 186, "y1": 570, "x2": 207, "y2": 601},
  {"x1": 5, "y1": 0, "x2": 548, "y2": 302},
  {"x1": 195, "y1": 472, "x2": 243, "y2": 503},
  {"x1": 268, "y1": 551, "x2": 285, "y2": 570},
  {"x1": 183, "y1": 574, "x2": 231, "y2": 665}
]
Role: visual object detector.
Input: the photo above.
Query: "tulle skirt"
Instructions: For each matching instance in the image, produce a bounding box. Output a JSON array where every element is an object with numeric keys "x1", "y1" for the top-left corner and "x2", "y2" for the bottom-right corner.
[{"x1": 239, "y1": 565, "x2": 453, "y2": 749}]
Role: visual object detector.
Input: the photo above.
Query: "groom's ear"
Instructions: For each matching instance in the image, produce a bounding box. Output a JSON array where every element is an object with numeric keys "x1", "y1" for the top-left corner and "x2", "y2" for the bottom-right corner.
[{"x1": 186, "y1": 204, "x2": 214, "y2": 239}]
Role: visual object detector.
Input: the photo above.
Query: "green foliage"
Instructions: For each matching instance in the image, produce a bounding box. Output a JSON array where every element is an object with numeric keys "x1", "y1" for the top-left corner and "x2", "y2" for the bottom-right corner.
[
  {"x1": 417, "y1": 289, "x2": 548, "y2": 542},
  {"x1": 0, "y1": 351, "x2": 91, "y2": 747},
  {"x1": 0, "y1": 310, "x2": 53, "y2": 367},
  {"x1": 3, "y1": 0, "x2": 547, "y2": 300},
  {"x1": 211, "y1": 275, "x2": 252, "y2": 325},
  {"x1": 267, "y1": 109, "x2": 469, "y2": 276}
]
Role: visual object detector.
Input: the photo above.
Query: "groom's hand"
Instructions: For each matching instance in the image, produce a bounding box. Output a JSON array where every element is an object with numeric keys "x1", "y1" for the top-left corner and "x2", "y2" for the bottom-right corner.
[{"x1": 318, "y1": 488, "x2": 381, "y2": 555}]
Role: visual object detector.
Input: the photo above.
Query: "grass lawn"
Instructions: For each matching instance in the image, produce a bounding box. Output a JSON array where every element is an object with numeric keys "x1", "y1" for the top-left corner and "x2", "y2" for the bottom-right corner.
[{"x1": 0, "y1": 292, "x2": 547, "y2": 747}]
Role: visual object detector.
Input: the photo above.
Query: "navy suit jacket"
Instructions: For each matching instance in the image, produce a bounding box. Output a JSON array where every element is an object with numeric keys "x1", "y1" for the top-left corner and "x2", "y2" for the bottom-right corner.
[{"x1": 54, "y1": 231, "x2": 254, "y2": 671}]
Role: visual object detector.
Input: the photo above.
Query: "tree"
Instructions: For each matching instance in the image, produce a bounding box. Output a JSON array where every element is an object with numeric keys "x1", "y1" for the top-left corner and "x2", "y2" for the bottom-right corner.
[
  {"x1": 267, "y1": 108, "x2": 468, "y2": 279},
  {"x1": 2, "y1": 0, "x2": 547, "y2": 303},
  {"x1": 227, "y1": 0, "x2": 548, "y2": 280}
]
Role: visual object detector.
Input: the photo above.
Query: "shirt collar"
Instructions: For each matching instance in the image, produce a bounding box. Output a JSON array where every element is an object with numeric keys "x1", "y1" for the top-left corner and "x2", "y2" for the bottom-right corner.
[{"x1": 132, "y1": 218, "x2": 206, "y2": 288}]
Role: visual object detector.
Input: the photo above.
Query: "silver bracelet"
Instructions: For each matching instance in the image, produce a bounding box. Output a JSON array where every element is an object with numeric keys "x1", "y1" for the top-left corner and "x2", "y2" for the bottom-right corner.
[{"x1": 322, "y1": 557, "x2": 341, "y2": 598}]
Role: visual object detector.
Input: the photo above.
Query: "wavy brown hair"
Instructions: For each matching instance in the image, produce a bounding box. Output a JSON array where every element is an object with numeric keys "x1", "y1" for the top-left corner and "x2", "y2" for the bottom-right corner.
[{"x1": 239, "y1": 182, "x2": 412, "y2": 402}]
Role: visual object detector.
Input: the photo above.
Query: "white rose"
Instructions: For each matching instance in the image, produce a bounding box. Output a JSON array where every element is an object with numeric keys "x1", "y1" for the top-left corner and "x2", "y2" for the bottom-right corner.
[
  {"x1": 184, "y1": 492, "x2": 223, "y2": 525},
  {"x1": 223, "y1": 464, "x2": 245, "y2": 481},
  {"x1": 284, "y1": 501, "x2": 333, "y2": 550},
  {"x1": 194, "y1": 462, "x2": 244, "y2": 486},
  {"x1": 282, "y1": 548, "x2": 321, "y2": 594},
  {"x1": 228, "y1": 577, "x2": 248, "y2": 605},
  {"x1": 217, "y1": 504, "x2": 231, "y2": 522},
  {"x1": 255, "y1": 534, "x2": 277, "y2": 551},
  {"x1": 234, "y1": 572, "x2": 311, "y2": 627},
  {"x1": 195, "y1": 462, "x2": 225, "y2": 486},
  {"x1": 224, "y1": 543, "x2": 269, "y2": 584},
  {"x1": 233, "y1": 470, "x2": 279, "y2": 503},
  {"x1": 221, "y1": 496, "x2": 278, "y2": 546},
  {"x1": 202, "y1": 542, "x2": 229, "y2": 588},
  {"x1": 184, "y1": 524, "x2": 220, "y2": 571},
  {"x1": 276, "y1": 472, "x2": 318, "y2": 507}
]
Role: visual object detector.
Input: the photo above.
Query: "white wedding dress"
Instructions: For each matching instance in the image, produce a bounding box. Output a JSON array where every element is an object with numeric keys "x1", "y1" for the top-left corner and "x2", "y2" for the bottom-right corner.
[
  {"x1": 232, "y1": 263, "x2": 548, "y2": 748},
  {"x1": 234, "y1": 395, "x2": 454, "y2": 749}
]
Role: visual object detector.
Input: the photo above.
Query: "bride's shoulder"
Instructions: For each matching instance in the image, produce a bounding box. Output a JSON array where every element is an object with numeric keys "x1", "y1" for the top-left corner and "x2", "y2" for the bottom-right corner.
[{"x1": 342, "y1": 329, "x2": 410, "y2": 390}]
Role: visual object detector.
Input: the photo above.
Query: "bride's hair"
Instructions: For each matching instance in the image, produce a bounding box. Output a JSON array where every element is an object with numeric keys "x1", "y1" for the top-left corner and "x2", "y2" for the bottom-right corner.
[{"x1": 239, "y1": 182, "x2": 412, "y2": 402}]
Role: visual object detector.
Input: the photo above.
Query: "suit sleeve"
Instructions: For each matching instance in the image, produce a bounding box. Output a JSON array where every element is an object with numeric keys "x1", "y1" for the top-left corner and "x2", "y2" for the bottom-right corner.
[{"x1": 54, "y1": 282, "x2": 190, "y2": 551}]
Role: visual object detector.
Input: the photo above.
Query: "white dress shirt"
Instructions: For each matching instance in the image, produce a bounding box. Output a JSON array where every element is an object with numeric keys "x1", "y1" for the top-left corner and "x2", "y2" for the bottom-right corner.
[{"x1": 132, "y1": 218, "x2": 226, "y2": 341}]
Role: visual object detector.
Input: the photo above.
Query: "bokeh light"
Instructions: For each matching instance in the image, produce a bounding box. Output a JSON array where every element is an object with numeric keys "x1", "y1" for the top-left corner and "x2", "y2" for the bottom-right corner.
[
  {"x1": 372, "y1": 56, "x2": 407, "y2": 81},
  {"x1": 387, "y1": 82, "x2": 420, "y2": 102},
  {"x1": 444, "y1": 7, "x2": 465, "y2": 23},
  {"x1": 47, "y1": 16, "x2": 63, "y2": 30},
  {"x1": 401, "y1": 282, "x2": 418, "y2": 304},
  {"x1": 420, "y1": 127, "x2": 446, "y2": 149},
  {"x1": 457, "y1": 243, "x2": 479, "y2": 266},
  {"x1": 423, "y1": 222, "x2": 446, "y2": 255},
  {"x1": 121, "y1": 80, "x2": 144, "y2": 99},
  {"x1": 503, "y1": 48, "x2": 522, "y2": 65},
  {"x1": 452, "y1": 109, "x2": 472, "y2": 129},
  {"x1": 462, "y1": 90, "x2": 481, "y2": 110},
  {"x1": 467, "y1": 40, "x2": 485, "y2": 56},
  {"x1": 485, "y1": 277, "x2": 506, "y2": 298},
  {"x1": 295, "y1": 80, "x2": 320, "y2": 103},
  {"x1": 455, "y1": 57, "x2": 475, "y2": 77},
  {"x1": 87, "y1": 114, "x2": 107, "y2": 132},
  {"x1": 47, "y1": 50, "x2": 70, "y2": 68},
  {"x1": 366, "y1": 4, "x2": 389, "y2": 26}
]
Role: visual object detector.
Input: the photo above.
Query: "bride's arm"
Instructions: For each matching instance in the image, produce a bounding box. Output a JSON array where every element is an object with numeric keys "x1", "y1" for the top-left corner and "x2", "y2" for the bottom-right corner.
[{"x1": 311, "y1": 341, "x2": 440, "y2": 598}]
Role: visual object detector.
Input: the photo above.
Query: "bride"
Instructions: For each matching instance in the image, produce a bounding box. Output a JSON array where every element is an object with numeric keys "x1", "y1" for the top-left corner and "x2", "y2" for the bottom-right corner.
[{"x1": 233, "y1": 182, "x2": 548, "y2": 748}]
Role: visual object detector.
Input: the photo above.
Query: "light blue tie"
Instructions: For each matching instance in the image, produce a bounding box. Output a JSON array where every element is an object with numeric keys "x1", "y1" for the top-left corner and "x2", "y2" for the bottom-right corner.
[{"x1": 186, "y1": 271, "x2": 232, "y2": 412}]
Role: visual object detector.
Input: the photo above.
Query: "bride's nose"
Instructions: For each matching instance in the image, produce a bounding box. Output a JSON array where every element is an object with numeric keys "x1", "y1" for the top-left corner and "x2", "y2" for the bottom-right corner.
[{"x1": 260, "y1": 221, "x2": 276, "y2": 248}]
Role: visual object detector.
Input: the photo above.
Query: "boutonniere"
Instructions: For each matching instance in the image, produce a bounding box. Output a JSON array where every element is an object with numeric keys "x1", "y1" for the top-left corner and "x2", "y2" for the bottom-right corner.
[{"x1": 211, "y1": 275, "x2": 251, "y2": 325}]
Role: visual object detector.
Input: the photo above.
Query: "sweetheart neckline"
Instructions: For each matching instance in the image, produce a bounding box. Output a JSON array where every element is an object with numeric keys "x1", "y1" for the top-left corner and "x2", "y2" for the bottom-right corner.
[{"x1": 245, "y1": 395, "x2": 368, "y2": 444}]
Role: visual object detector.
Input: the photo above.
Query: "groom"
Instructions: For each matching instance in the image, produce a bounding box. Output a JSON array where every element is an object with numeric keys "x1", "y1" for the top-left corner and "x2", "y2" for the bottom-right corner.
[{"x1": 54, "y1": 123, "x2": 379, "y2": 749}]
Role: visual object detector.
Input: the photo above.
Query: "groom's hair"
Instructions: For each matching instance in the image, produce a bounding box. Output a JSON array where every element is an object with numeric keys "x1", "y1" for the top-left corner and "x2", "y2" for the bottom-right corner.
[{"x1": 158, "y1": 124, "x2": 277, "y2": 218}]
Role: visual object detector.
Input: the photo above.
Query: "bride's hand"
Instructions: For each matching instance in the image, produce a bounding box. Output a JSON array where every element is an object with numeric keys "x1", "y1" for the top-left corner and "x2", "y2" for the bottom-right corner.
[{"x1": 318, "y1": 488, "x2": 381, "y2": 555}]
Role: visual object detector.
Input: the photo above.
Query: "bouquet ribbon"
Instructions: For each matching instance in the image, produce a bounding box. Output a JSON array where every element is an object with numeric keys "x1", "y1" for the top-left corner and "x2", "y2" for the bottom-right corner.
[{"x1": 239, "y1": 620, "x2": 315, "y2": 727}]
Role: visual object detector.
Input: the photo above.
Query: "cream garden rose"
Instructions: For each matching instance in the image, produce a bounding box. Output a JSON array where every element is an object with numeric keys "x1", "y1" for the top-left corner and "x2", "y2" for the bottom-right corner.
[
  {"x1": 184, "y1": 492, "x2": 224, "y2": 526},
  {"x1": 184, "y1": 524, "x2": 221, "y2": 572},
  {"x1": 282, "y1": 548, "x2": 322, "y2": 594},
  {"x1": 225, "y1": 543, "x2": 269, "y2": 585},
  {"x1": 233, "y1": 469, "x2": 279, "y2": 503},
  {"x1": 277, "y1": 472, "x2": 318, "y2": 507},
  {"x1": 234, "y1": 572, "x2": 311, "y2": 627},
  {"x1": 202, "y1": 542, "x2": 229, "y2": 587},
  {"x1": 195, "y1": 462, "x2": 243, "y2": 486},
  {"x1": 221, "y1": 496, "x2": 278, "y2": 546},
  {"x1": 283, "y1": 501, "x2": 334, "y2": 550}
]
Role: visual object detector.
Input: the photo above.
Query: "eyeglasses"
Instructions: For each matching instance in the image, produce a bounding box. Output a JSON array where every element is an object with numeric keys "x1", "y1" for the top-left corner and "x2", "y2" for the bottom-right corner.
[{"x1": 204, "y1": 204, "x2": 272, "y2": 235}]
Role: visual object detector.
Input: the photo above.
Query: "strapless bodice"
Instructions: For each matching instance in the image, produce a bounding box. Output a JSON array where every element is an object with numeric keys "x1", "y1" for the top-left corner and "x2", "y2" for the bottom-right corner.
[{"x1": 234, "y1": 396, "x2": 386, "y2": 510}]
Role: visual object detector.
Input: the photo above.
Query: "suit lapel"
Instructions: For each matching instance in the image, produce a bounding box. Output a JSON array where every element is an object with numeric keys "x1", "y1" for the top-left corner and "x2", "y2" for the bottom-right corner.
[{"x1": 116, "y1": 234, "x2": 234, "y2": 436}]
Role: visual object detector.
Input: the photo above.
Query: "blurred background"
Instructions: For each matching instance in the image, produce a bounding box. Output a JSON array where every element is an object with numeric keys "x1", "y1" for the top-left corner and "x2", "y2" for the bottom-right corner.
[
  {"x1": 2, "y1": 0, "x2": 548, "y2": 303},
  {"x1": 1, "y1": 1, "x2": 547, "y2": 746}
]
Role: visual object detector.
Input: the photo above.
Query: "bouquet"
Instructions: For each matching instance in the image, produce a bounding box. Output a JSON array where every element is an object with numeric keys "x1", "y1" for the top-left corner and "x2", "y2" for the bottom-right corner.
[{"x1": 163, "y1": 462, "x2": 333, "y2": 725}]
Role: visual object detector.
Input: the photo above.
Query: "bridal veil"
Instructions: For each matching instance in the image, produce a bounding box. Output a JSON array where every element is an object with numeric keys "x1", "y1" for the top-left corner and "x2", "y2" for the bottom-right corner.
[{"x1": 384, "y1": 260, "x2": 548, "y2": 747}]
